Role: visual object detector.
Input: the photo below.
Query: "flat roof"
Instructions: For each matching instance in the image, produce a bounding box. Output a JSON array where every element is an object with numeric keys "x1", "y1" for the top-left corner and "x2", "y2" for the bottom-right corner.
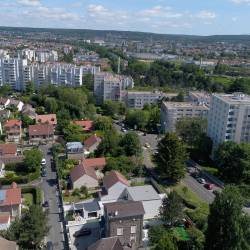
[
  {"x1": 162, "y1": 101, "x2": 209, "y2": 110},
  {"x1": 126, "y1": 185, "x2": 160, "y2": 201},
  {"x1": 213, "y1": 93, "x2": 250, "y2": 105}
]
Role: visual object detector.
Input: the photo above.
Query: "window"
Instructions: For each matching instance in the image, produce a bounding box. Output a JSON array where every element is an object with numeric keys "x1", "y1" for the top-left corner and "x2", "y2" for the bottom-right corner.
[
  {"x1": 131, "y1": 225, "x2": 137, "y2": 234},
  {"x1": 117, "y1": 228, "x2": 123, "y2": 236},
  {"x1": 130, "y1": 235, "x2": 136, "y2": 242}
]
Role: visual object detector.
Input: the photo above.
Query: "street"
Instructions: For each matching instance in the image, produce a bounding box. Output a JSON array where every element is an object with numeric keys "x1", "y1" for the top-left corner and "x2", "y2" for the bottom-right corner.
[{"x1": 39, "y1": 144, "x2": 65, "y2": 250}]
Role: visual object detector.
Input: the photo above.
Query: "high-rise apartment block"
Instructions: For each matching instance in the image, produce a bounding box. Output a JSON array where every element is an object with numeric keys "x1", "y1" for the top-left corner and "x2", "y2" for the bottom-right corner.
[
  {"x1": 94, "y1": 72, "x2": 134, "y2": 104},
  {"x1": 207, "y1": 93, "x2": 250, "y2": 150},
  {"x1": 161, "y1": 101, "x2": 209, "y2": 132}
]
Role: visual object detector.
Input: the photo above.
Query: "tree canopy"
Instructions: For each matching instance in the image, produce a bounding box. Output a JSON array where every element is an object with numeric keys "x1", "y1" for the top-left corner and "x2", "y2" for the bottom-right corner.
[
  {"x1": 205, "y1": 186, "x2": 250, "y2": 250},
  {"x1": 24, "y1": 149, "x2": 43, "y2": 172},
  {"x1": 155, "y1": 133, "x2": 188, "y2": 182}
]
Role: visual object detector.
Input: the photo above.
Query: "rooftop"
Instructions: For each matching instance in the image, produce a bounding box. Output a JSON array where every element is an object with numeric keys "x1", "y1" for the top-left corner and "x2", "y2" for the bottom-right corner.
[
  {"x1": 84, "y1": 135, "x2": 102, "y2": 149},
  {"x1": 0, "y1": 144, "x2": 17, "y2": 156},
  {"x1": 70, "y1": 163, "x2": 98, "y2": 183},
  {"x1": 4, "y1": 119, "x2": 21, "y2": 128},
  {"x1": 0, "y1": 182, "x2": 21, "y2": 207},
  {"x1": 126, "y1": 185, "x2": 161, "y2": 201},
  {"x1": 213, "y1": 92, "x2": 250, "y2": 104},
  {"x1": 36, "y1": 114, "x2": 57, "y2": 125},
  {"x1": 104, "y1": 200, "x2": 145, "y2": 219},
  {"x1": 28, "y1": 124, "x2": 54, "y2": 136},
  {"x1": 162, "y1": 101, "x2": 209, "y2": 110},
  {"x1": 66, "y1": 142, "x2": 83, "y2": 150},
  {"x1": 88, "y1": 237, "x2": 123, "y2": 250},
  {"x1": 81, "y1": 157, "x2": 106, "y2": 170},
  {"x1": 103, "y1": 171, "x2": 129, "y2": 190},
  {"x1": 74, "y1": 120, "x2": 93, "y2": 131}
]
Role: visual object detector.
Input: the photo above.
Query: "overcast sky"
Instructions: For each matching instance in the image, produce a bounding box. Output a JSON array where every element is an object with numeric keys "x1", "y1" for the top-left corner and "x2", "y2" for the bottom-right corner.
[{"x1": 0, "y1": 0, "x2": 250, "y2": 35}]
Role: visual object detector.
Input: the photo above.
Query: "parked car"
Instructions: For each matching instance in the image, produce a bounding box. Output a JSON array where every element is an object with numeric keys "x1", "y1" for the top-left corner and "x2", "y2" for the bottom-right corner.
[
  {"x1": 42, "y1": 201, "x2": 49, "y2": 207},
  {"x1": 41, "y1": 158, "x2": 46, "y2": 166},
  {"x1": 197, "y1": 178, "x2": 206, "y2": 184},
  {"x1": 47, "y1": 241, "x2": 53, "y2": 250},
  {"x1": 204, "y1": 183, "x2": 213, "y2": 190},
  {"x1": 41, "y1": 169, "x2": 47, "y2": 177},
  {"x1": 191, "y1": 172, "x2": 199, "y2": 178},
  {"x1": 73, "y1": 228, "x2": 91, "y2": 237}
]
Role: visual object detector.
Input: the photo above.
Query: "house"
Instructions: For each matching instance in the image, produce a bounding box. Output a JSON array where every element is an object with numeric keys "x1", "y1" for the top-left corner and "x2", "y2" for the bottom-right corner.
[
  {"x1": 74, "y1": 120, "x2": 93, "y2": 132},
  {"x1": 100, "y1": 171, "x2": 129, "y2": 204},
  {"x1": 0, "y1": 109, "x2": 11, "y2": 120},
  {"x1": 81, "y1": 157, "x2": 106, "y2": 171},
  {"x1": 104, "y1": 200, "x2": 145, "y2": 249},
  {"x1": 84, "y1": 134, "x2": 102, "y2": 155},
  {"x1": 0, "y1": 144, "x2": 17, "y2": 157},
  {"x1": 36, "y1": 114, "x2": 57, "y2": 128},
  {"x1": 0, "y1": 236, "x2": 18, "y2": 250},
  {"x1": 4, "y1": 120, "x2": 22, "y2": 143},
  {"x1": 123, "y1": 185, "x2": 163, "y2": 220},
  {"x1": 0, "y1": 182, "x2": 22, "y2": 218},
  {"x1": 70, "y1": 163, "x2": 99, "y2": 189},
  {"x1": 28, "y1": 124, "x2": 54, "y2": 144},
  {"x1": 0, "y1": 98, "x2": 10, "y2": 110},
  {"x1": 0, "y1": 213, "x2": 11, "y2": 230},
  {"x1": 21, "y1": 104, "x2": 36, "y2": 119},
  {"x1": 66, "y1": 142, "x2": 84, "y2": 160},
  {"x1": 8, "y1": 99, "x2": 24, "y2": 112},
  {"x1": 88, "y1": 237, "x2": 123, "y2": 250}
]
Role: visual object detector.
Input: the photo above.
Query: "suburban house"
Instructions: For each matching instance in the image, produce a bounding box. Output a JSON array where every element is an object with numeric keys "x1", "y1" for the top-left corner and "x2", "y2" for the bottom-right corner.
[
  {"x1": 74, "y1": 120, "x2": 93, "y2": 132},
  {"x1": 84, "y1": 134, "x2": 102, "y2": 155},
  {"x1": 0, "y1": 236, "x2": 18, "y2": 250},
  {"x1": 70, "y1": 163, "x2": 99, "y2": 189},
  {"x1": 81, "y1": 157, "x2": 106, "y2": 171},
  {"x1": 122, "y1": 185, "x2": 164, "y2": 220},
  {"x1": 88, "y1": 237, "x2": 123, "y2": 250},
  {"x1": 64, "y1": 198, "x2": 102, "y2": 223},
  {"x1": 8, "y1": 99, "x2": 24, "y2": 112},
  {"x1": 0, "y1": 98, "x2": 10, "y2": 110},
  {"x1": 0, "y1": 182, "x2": 21, "y2": 218},
  {"x1": 66, "y1": 142, "x2": 84, "y2": 160},
  {"x1": 0, "y1": 144, "x2": 17, "y2": 157},
  {"x1": 35, "y1": 114, "x2": 57, "y2": 128},
  {"x1": 28, "y1": 124, "x2": 54, "y2": 144},
  {"x1": 0, "y1": 213, "x2": 11, "y2": 230},
  {"x1": 4, "y1": 120, "x2": 22, "y2": 143},
  {"x1": 100, "y1": 171, "x2": 129, "y2": 204},
  {"x1": 104, "y1": 200, "x2": 145, "y2": 249},
  {"x1": 21, "y1": 104, "x2": 37, "y2": 119},
  {"x1": 0, "y1": 109, "x2": 11, "y2": 120}
]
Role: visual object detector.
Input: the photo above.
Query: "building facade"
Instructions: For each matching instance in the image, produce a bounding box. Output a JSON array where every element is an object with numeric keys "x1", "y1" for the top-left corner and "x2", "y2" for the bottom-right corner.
[
  {"x1": 161, "y1": 101, "x2": 209, "y2": 132},
  {"x1": 207, "y1": 93, "x2": 250, "y2": 150}
]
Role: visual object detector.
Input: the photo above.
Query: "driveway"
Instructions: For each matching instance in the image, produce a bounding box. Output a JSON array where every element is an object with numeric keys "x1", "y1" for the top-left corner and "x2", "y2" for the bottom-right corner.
[{"x1": 39, "y1": 144, "x2": 65, "y2": 250}]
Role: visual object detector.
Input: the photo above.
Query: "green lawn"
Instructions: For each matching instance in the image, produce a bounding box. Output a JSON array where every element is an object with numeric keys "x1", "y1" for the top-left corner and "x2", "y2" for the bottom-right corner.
[
  {"x1": 23, "y1": 193, "x2": 34, "y2": 207},
  {"x1": 210, "y1": 75, "x2": 234, "y2": 87},
  {"x1": 63, "y1": 193, "x2": 94, "y2": 203}
]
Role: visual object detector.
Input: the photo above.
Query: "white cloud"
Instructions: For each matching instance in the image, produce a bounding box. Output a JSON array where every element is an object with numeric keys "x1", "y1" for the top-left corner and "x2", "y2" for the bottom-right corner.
[
  {"x1": 196, "y1": 10, "x2": 216, "y2": 19},
  {"x1": 17, "y1": 0, "x2": 41, "y2": 7},
  {"x1": 232, "y1": 17, "x2": 238, "y2": 21},
  {"x1": 139, "y1": 5, "x2": 182, "y2": 18},
  {"x1": 230, "y1": 0, "x2": 250, "y2": 4}
]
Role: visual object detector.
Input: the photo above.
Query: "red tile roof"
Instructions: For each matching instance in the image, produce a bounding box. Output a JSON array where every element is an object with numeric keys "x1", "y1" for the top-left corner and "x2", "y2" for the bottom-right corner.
[
  {"x1": 84, "y1": 135, "x2": 102, "y2": 149},
  {"x1": 70, "y1": 163, "x2": 98, "y2": 183},
  {"x1": 103, "y1": 171, "x2": 129, "y2": 190},
  {"x1": 36, "y1": 114, "x2": 57, "y2": 126},
  {"x1": 4, "y1": 119, "x2": 21, "y2": 128},
  {"x1": 0, "y1": 182, "x2": 21, "y2": 207},
  {"x1": 74, "y1": 120, "x2": 93, "y2": 131},
  {"x1": 81, "y1": 157, "x2": 106, "y2": 170},
  {"x1": 0, "y1": 213, "x2": 10, "y2": 224},
  {"x1": 0, "y1": 144, "x2": 17, "y2": 156},
  {"x1": 28, "y1": 124, "x2": 54, "y2": 137}
]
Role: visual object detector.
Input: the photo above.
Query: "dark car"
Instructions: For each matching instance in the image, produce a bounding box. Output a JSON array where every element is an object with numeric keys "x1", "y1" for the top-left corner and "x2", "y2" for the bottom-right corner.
[
  {"x1": 47, "y1": 241, "x2": 53, "y2": 250},
  {"x1": 42, "y1": 201, "x2": 49, "y2": 207},
  {"x1": 41, "y1": 169, "x2": 47, "y2": 177},
  {"x1": 73, "y1": 228, "x2": 91, "y2": 237}
]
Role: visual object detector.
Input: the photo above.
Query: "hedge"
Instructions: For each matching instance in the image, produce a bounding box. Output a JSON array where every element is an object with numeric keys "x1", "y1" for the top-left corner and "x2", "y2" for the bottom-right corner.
[{"x1": 21, "y1": 186, "x2": 42, "y2": 205}]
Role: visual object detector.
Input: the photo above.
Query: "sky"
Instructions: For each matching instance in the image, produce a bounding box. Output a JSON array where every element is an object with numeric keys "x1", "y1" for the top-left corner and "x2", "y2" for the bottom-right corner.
[{"x1": 0, "y1": 0, "x2": 250, "y2": 35}]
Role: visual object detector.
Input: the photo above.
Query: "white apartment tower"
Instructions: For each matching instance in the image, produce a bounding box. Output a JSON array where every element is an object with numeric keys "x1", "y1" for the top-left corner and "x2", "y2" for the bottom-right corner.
[
  {"x1": 207, "y1": 93, "x2": 250, "y2": 150},
  {"x1": 94, "y1": 72, "x2": 134, "y2": 104},
  {"x1": 161, "y1": 101, "x2": 209, "y2": 132}
]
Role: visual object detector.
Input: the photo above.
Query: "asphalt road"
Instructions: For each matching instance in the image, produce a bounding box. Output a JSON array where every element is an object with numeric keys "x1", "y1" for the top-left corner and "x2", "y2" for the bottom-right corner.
[{"x1": 39, "y1": 144, "x2": 65, "y2": 250}]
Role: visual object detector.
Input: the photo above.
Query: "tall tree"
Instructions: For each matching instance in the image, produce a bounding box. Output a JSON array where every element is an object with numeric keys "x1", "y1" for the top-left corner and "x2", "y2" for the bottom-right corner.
[
  {"x1": 63, "y1": 123, "x2": 83, "y2": 142},
  {"x1": 205, "y1": 186, "x2": 250, "y2": 250},
  {"x1": 45, "y1": 97, "x2": 58, "y2": 113},
  {"x1": 215, "y1": 141, "x2": 250, "y2": 184},
  {"x1": 120, "y1": 132, "x2": 142, "y2": 157},
  {"x1": 160, "y1": 191, "x2": 184, "y2": 226},
  {"x1": 24, "y1": 149, "x2": 43, "y2": 172},
  {"x1": 6, "y1": 205, "x2": 48, "y2": 249},
  {"x1": 154, "y1": 232, "x2": 178, "y2": 250},
  {"x1": 155, "y1": 133, "x2": 188, "y2": 182}
]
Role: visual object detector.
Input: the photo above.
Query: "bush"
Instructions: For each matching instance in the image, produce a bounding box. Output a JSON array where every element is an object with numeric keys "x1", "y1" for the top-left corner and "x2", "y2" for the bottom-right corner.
[{"x1": 21, "y1": 186, "x2": 42, "y2": 205}]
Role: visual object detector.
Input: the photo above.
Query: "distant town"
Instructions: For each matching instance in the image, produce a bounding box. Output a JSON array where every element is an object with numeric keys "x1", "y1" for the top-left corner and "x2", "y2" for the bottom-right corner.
[{"x1": 0, "y1": 27, "x2": 249, "y2": 250}]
